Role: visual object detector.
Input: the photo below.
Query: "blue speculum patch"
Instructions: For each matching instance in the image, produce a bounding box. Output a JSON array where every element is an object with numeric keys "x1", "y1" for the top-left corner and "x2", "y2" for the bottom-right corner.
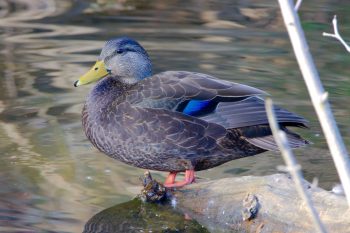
[{"x1": 180, "y1": 100, "x2": 218, "y2": 116}]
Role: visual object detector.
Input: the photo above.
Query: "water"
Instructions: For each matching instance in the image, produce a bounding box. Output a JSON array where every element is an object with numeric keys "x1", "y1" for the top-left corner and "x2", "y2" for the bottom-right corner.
[{"x1": 0, "y1": 0, "x2": 349, "y2": 232}]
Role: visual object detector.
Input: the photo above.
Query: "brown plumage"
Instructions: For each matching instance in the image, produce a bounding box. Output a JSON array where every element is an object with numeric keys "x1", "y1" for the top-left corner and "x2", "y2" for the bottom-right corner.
[{"x1": 76, "y1": 37, "x2": 309, "y2": 187}]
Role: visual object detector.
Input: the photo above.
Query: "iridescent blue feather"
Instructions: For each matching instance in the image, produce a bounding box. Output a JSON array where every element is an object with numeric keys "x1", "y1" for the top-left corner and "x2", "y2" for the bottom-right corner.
[{"x1": 181, "y1": 100, "x2": 218, "y2": 117}]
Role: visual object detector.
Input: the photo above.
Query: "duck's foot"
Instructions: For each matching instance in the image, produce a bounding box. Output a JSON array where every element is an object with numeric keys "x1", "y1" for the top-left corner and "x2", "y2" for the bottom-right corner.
[
  {"x1": 164, "y1": 170, "x2": 195, "y2": 188},
  {"x1": 164, "y1": 172, "x2": 177, "y2": 185}
]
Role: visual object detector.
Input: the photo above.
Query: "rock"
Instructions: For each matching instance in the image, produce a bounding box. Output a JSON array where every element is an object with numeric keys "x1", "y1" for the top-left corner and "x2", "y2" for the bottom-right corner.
[
  {"x1": 173, "y1": 173, "x2": 349, "y2": 233},
  {"x1": 242, "y1": 193, "x2": 259, "y2": 221},
  {"x1": 139, "y1": 171, "x2": 167, "y2": 203}
]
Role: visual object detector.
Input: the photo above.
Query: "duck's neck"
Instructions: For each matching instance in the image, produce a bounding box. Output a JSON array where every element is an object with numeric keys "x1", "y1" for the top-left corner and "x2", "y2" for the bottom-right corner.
[{"x1": 85, "y1": 76, "x2": 131, "y2": 115}]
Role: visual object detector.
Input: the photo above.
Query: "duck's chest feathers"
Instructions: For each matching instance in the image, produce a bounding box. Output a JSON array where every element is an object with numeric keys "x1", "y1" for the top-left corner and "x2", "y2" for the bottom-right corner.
[
  {"x1": 83, "y1": 99, "x2": 163, "y2": 168},
  {"x1": 82, "y1": 78, "x2": 134, "y2": 149}
]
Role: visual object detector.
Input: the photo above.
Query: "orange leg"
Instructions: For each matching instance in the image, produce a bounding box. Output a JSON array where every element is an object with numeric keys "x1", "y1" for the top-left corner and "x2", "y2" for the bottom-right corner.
[
  {"x1": 164, "y1": 172, "x2": 177, "y2": 185},
  {"x1": 163, "y1": 170, "x2": 195, "y2": 188}
]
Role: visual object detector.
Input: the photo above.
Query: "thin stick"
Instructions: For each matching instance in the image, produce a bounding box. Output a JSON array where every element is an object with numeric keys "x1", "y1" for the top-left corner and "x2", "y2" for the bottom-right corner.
[
  {"x1": 294, "y1": 0, "x2": 303, "y2": 11},
  {"x1": 278, "y1": 0, "x2": 350, "y2": 207},
  {"x1": 323, "y1": 15, "x2": 350, "y2": 53},
  {"x1": 265, "y1": 98, "x2": 327, "y2": 233}
]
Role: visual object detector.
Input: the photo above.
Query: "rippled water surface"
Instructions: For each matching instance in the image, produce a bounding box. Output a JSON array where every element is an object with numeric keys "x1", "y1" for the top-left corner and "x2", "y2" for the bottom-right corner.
[{"x1": 0, "y1": 0, "x2": 350, "y2": 232}]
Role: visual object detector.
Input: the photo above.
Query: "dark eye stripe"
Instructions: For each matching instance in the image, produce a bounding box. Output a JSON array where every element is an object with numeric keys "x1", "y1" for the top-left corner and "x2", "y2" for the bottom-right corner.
[
  {"x1": 104, "y1": 47, "x2": 137, "y2": 62},
  {"x1": 104, "y1": 50, "x2": 118, "y2": 63}
]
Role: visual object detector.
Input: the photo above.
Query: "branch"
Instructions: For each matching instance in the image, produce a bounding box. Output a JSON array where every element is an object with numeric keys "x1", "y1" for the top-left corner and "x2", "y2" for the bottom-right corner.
[
  {"x1": 323, "y1": 15, "x2": 350, "y2": 53},
  {"x1": 265, "y1": 98, "x2": 327, "y2": 233},
  {"x1": 278, "y1": 0, "x2": 350, "y2": 207},
  {"x1": 294, "y1": 0, "x2": 303, "y2": 11}
]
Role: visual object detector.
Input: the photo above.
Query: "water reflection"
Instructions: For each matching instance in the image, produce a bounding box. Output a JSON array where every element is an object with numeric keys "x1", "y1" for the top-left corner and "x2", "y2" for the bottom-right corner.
[
  {"x1": 0, "y1": 0, "x2": 349, "y2": 232},
  {"x1": 83, "y1": 198, "x2": 209, "y2": 233}
]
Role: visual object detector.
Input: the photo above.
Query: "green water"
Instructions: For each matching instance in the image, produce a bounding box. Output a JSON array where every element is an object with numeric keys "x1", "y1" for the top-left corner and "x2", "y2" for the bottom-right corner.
[{"x1": 0, "y1": 0, "x2": 349, "y2": 232}]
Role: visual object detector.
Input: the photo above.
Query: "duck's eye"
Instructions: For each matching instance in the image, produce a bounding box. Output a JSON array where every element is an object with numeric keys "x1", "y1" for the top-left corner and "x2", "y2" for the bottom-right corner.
[
  {"x1": 94, "y1": 67, "x2": 98, "y2": 71},
  {"x1": 116, "y1": 49, "x2": 124, "y2": 54}
]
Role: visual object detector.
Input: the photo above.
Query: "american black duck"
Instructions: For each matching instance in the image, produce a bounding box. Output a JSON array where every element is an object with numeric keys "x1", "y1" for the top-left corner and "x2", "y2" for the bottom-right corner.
[{"x1": 74, "y1": 37, "x2": 309, "y2": 188}]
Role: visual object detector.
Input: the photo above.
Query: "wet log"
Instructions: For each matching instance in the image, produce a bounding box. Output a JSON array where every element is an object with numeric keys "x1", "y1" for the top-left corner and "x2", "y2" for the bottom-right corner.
[{"x1": 173, "y1": 173, "x2": 349, "y2": 233}]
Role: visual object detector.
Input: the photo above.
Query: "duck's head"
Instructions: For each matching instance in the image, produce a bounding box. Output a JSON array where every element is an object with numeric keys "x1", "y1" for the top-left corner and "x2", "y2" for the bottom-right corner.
[{"x1": 74, "y1": 37, "x2": 152, "y2": 87}]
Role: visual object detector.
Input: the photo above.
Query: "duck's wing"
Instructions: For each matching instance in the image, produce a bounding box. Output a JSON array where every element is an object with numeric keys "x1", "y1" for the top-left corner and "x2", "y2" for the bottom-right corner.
[
  {"x1": 201, "y1": 96, "x2": 308, "y2": 129},
  {"x1": 119, "y1": 71, "x2": 308, "y2": 154},
  {"x1": 127, "y1": 71, "x2": 267, "y2": 104},
  {"x1": 126, "y1": 71, "x2": 307, "y2": 128}
]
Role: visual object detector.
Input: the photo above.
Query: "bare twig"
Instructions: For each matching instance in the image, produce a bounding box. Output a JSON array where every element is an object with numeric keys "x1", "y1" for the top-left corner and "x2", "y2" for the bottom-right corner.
[
  {"x1": 294, "y1": 0, "x2": 303, "y2": 11},
  {"x1": 265, "y1": 98, "x2": 327, "y2": 233},
  {"x1": 278, "y1": 0, "x2": 350, "y2": 207},
  {"x1": 323, "y1": 15, "x2": 350, "y2": 53}
]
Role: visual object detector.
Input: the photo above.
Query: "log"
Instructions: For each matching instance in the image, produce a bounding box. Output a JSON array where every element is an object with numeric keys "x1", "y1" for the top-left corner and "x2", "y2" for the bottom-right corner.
[
  {"x1": 84, "y1": 174, "x2": 348, "y2": 233},
  {"x1": 175, "y1": 174, "x2": 348, "y2": 233}
]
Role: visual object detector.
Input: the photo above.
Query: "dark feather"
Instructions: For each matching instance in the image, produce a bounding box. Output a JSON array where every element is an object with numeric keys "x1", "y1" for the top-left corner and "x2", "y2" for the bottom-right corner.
[
  {"x1": 126, "y1": 71, "x2": 267, "y2": 105},
  {"x1": 201, "y1": 96, "x2": 308, "y2": 129},
  {"x1": 246, "y1": 133, "x2": 310, "y2": 151},
  {"x1": 233, "y1": 125, "x2": 310, "y2": 151}
]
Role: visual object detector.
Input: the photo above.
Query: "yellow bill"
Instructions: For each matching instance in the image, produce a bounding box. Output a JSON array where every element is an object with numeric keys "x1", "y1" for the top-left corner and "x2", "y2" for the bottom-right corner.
[{"x1": 74, "y1": 60, "x2": 109, "y2": 87}]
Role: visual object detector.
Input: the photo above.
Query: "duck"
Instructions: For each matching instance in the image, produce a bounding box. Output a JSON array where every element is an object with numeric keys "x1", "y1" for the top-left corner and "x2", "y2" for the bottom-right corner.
[{"x1": 74, "y1": 37, "x2": 309, "y2": 188}]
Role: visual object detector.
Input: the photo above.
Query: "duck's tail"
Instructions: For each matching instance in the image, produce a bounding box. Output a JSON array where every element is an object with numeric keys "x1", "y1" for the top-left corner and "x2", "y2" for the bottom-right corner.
[
  {"x1": 244, "y1": 125, "x2": 310, "y2": 151},
  {"x1": 219, "y1": 124, "x2": 310, "y2": 158}
]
